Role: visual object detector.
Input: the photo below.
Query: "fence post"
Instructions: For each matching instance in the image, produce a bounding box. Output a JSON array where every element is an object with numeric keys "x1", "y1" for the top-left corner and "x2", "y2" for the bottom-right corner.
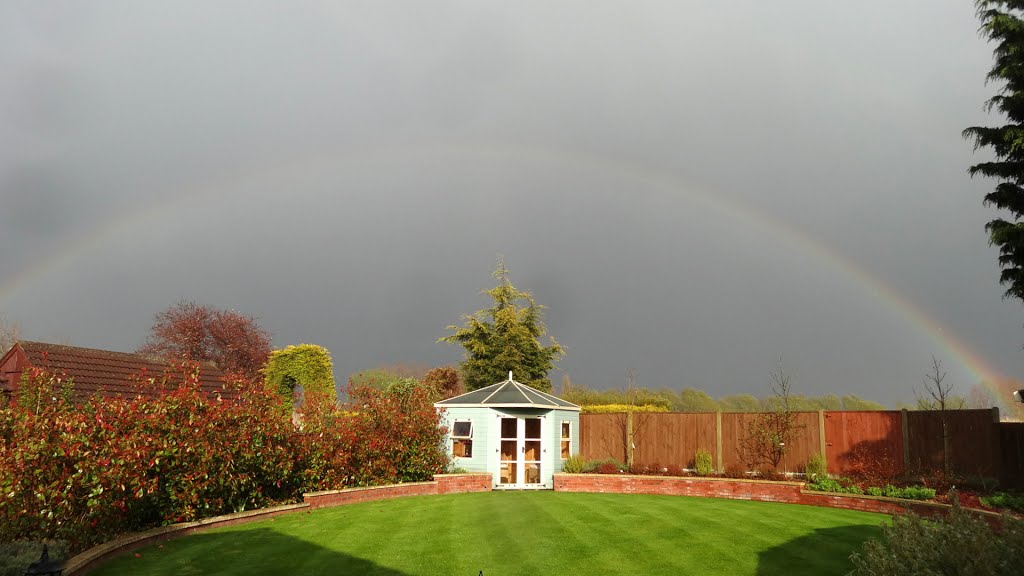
[
  {"x1": 992, "y1": 406, "x2": 1002, "y2": 484},
  {"x1": 818, "y1": 410, "x2": 826, "y2": 473},
  {"x1": 901, "y1": 409, "x2": 910, "y2": 475},
  {"x1": 716, "y1": 411, "x2": 723, "y2": 473}
]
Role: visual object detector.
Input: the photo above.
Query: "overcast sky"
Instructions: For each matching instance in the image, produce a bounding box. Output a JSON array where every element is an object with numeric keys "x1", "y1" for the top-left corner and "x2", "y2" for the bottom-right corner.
[{"x1": 2, "y1": 1, "x2": 1021, "y2": 407}]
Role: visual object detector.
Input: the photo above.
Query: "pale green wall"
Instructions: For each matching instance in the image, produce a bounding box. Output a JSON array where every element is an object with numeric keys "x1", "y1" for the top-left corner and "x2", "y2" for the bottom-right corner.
[{"x1": 438, "y1": 406, "x2": 580, "y2": 488}]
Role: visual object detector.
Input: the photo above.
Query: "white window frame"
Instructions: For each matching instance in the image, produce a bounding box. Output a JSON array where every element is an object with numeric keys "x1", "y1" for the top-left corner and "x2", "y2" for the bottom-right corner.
[
  {"x1": 452, "y1": 420, "x2": 474, "y2": 459},
  {"x1": 560, "y1": 420, "x2": 571, "y2": 460}
]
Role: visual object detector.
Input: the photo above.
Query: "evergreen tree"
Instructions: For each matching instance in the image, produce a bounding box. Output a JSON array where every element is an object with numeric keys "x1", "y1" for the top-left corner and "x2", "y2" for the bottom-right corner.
[
  {"x1": 965, "y1": 2, "x2": 1024, "y2": 300},
  {"x1": 440, "y1": 261, "x2": 564, "y2": 392}
]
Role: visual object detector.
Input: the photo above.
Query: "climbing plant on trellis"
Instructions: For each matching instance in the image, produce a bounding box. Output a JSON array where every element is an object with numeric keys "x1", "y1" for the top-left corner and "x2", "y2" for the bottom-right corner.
[{"x1": 264, "y1": 344, "x2": 336, "y2": 408}]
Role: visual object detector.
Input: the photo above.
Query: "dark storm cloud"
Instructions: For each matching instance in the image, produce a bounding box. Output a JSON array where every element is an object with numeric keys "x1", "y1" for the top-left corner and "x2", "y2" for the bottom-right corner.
[{"x1": 1, "y1": 0, "x2": 1020, "y2": 407}]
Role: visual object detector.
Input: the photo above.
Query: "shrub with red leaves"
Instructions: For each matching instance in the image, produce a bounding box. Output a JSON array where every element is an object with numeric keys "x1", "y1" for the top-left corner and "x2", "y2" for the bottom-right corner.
[
  {"x1": 665, "y1": 464, "x2": 687, "y2": 477},
  {"x1": 297, "y1": 380, "x2": 449, "y2": 490},
  {"x1": 0, "y1": 365, "x2": 449, "y2": 552}
]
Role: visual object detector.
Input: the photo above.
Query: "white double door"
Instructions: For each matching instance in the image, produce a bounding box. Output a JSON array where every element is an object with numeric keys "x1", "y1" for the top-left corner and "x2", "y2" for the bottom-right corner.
[{"x1": 496, "y1": 415, "x2": 545, "y2": 488}]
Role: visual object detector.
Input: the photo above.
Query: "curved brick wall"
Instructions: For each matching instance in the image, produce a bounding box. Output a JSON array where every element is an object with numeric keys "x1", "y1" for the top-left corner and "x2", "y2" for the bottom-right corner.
[{"x1": 553, "y1": 473, "x2": 1002, "y2": 522}]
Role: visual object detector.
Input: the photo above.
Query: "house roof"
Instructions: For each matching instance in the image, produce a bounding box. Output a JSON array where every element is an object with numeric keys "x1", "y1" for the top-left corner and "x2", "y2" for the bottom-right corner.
[
  {"x1": 0, "y1": 341, "x2": 237, "y2": 401},
  {"x1": 435, "y1": 372, "x2": 580, "y2": 411}
]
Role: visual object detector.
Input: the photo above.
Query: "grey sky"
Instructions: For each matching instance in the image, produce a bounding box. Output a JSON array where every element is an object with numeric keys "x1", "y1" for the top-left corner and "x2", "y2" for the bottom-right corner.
[{"x1": 1, "y1": 0, "x2": 1020, "y2": 407}]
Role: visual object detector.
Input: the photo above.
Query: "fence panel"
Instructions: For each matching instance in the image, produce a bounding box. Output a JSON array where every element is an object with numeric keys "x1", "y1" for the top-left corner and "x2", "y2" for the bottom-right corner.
[
  {"x1": 999, "y1": 423, "x2": 1024, "y2": 488},
  {"x1": 579, "y1": 413, "x2": 626, "y2": 463},
  {"x1": 633, "y1": 413, "x2": 717, "y2": 468},
  {"x1": 719, "y1": 412, "x2": 819, "y2": 473},
  {"x1": 823, "y1": 411, "x2": 903, "y2": 476},
  {"x1": 579, "y1": 408, "x2": 1007, "y2": 481},
  {"x1": 905, "y1": 409, "x2": 999, "y2": 478}
]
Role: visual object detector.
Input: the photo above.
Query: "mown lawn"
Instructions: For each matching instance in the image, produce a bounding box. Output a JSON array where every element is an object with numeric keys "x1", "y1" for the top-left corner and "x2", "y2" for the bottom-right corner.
[{"x1": 91, "y1": 492, "x2": 885, "y2": 576}]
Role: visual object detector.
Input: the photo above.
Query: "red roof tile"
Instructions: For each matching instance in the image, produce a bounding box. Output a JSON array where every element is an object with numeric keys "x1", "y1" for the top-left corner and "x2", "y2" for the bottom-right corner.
[{"x1": 2, "y1": 341, "x2": 238, "y2": 402}]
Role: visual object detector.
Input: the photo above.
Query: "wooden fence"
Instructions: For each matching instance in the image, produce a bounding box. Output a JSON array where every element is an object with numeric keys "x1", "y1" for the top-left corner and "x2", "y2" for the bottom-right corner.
[{"x1": 579, "y1": 408, "x2": 1017, "y2": 485}]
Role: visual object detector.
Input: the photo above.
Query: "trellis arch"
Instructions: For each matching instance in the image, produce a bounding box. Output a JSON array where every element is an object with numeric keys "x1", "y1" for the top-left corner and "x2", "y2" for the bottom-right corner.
[{"x1": 264, "y1": 344, "x2": 336, "y2": 407}]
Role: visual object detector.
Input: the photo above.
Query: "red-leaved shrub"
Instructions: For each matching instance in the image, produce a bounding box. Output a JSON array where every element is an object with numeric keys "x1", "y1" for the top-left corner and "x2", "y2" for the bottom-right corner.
[
  {"x1": 0, "y1": 366, "x2": 448, "y2": 552},
  {"x1": 296, "y1": 380, "x2": 449, "y2": 490}
]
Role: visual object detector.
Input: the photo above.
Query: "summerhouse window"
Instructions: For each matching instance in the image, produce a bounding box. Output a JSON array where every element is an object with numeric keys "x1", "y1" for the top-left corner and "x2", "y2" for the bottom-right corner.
[
  {"x1": 561, "y1": 421, "x2": 571, "y2": 459},
  {"x1": 452, "y1": 420, "x2": 473, "y2": 458}
]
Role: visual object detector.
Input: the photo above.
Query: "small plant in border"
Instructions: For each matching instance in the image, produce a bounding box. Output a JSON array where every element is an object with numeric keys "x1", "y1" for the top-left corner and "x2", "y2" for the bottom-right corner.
[
  {"x1": 694, "y1": 448, "x2": 714, "y2": 476},
  {"x1": 804, "y1": 453, "x2": 826, "y2": 481},
  {"x1": 562, "y1": 454, "x2": 588, "y2": 474}
]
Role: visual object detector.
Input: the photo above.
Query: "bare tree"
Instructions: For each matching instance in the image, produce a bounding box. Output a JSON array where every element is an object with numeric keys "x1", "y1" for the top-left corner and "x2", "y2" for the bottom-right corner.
[
  {"x1": 614, "y1": 369, "x2": 656, "y2": 470},
  {"x1": 742, "y1": 359, "x2": 804, "y2": 472},
  {"x1": 0, "y1": 315, "x2": 21, "y2": 353},
  {"x1": 966, "y1": 382, "x2": 997, "y2": 409},
  {"x1": 916, "y1": 356, "x2": 964, "y2": 411},
  {"x1": 915, "y1": 355, "x2": 962, "y2": 473}
]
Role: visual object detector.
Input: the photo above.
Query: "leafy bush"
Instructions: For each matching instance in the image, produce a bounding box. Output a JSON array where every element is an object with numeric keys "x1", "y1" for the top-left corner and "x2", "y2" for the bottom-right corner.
[
  {"x1": 628, "y1": 462, "x2": 667, "y2": 475},
  {"x1": 887, "y1": 485, "x2": 935, "y2": 501},
  {"x1": 299, "y1": 381, "x2": 448, "y2": 489},
  {"x1": 804, "y1": 453, "x2": 826, "y2": 481},
  {"x1": 844, "y1": 441, "x2": 900, "y2": 487},
  {"x1": 807, "y1": 477, "x2": 863, "y2": 495},
  {"x1": 981, "y1": 492, "x2": 1024, "y2": 514},
  {"x1": 694, "y1": 449, "x2": 714, "y2": 476},
  {"x1": 850, "y1": 490, "x2": 1024, "y2": 576},
  {"x1": 584, "y1": 458, "x2": 625, "y2": 474},
  {"x1": 866, "y1": 485, "x2": 936, "y2": 500},
  {"x1": 562, "y1": 454, "x2": 588, "y2": 474},
  {"x1": 0, "y1": 365, "x2": 447, "y2": 553},
  {"x1": 0, "y1": 365, "x2": 298, "y2": 550},
  {"x1": 722, "y1": 465, "x2": 749, "y2": 479}
]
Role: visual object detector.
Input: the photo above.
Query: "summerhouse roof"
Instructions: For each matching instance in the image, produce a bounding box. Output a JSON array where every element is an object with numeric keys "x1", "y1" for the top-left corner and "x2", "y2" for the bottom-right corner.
[{"x1": 435, "y1": 372, "x2": 580, "y2": 411}]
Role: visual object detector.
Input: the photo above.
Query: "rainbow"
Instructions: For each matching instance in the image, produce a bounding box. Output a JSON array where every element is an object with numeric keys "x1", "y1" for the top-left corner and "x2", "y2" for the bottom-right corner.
[{"x1": 0, "y1": 142, "x2": 1015, "y2": 409}]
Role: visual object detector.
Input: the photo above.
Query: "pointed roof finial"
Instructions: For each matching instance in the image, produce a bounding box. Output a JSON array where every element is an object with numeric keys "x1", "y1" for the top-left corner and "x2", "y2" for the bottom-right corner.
[{"x1": 509, "y1": 371, "x2": 513, "y2": 381}]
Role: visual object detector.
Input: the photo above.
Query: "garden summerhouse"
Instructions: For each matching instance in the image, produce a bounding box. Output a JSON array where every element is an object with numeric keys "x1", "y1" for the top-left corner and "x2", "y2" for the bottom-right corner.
[{"x1": 436, "y1": 372, "x2": 581, "y2": 489}]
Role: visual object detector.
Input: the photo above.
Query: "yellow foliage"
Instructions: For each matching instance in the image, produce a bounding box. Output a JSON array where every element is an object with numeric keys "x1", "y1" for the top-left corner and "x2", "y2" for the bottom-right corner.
[{"x1": 581, "y1": 404, "x2": 669, "y2": 414}]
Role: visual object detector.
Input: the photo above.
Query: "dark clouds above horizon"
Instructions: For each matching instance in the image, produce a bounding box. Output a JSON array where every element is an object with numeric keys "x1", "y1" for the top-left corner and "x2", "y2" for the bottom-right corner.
[{"x1": 2, "y1": 0, "x2": 1022, "y2": 407}]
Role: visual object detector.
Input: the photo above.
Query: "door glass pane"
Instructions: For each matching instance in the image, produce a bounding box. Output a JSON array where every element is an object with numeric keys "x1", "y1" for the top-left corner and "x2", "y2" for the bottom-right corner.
[
  {"x1": 525, "y1": 418, "x2": 541, "y2": 439},
  {"x1": 524, "y1": 440, "x2": 541, "y2": 461},
  {"x1": 501, "y1": 440, "x2": 517, "y2": 461},
  {"x1": 524, "y1": 463, "x2": 541, "y2": 484},
  {"x1": 501, "y1": 418, "x2": 517, "y2": 438},
  {"x1": 500, "y1": 463, "x2": 517, "y2": 485}
]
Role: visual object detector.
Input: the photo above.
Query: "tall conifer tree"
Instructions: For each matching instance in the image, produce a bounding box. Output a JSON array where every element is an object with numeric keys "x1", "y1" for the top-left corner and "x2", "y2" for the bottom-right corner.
[
  {"x1": 966, "y1": 1, "x2": 1024, "y2": 301},
  {"x1": 440, "y1": 261, "x2": 564, "y2": 392}
]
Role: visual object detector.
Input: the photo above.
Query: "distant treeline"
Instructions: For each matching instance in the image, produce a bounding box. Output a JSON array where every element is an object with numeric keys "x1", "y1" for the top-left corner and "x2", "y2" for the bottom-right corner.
[{"x1": 557, "y1": 385, "x2": 887, "y2": 412}]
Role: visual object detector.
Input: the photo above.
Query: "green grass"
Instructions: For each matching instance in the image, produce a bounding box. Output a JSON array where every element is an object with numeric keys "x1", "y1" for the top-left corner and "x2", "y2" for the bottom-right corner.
[{"x1": 91, "y1": 492, "x2": 886, "y2": 576}]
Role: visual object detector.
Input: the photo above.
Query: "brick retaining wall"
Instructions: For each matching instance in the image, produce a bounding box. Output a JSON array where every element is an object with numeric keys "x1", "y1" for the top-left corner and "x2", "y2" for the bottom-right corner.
[
  {"x1": 435, "y1": 473, "x2": 493, "y2": 494},
  {"x1": 553, "y1": 473, "x2": 1003, "y2": 522}
]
